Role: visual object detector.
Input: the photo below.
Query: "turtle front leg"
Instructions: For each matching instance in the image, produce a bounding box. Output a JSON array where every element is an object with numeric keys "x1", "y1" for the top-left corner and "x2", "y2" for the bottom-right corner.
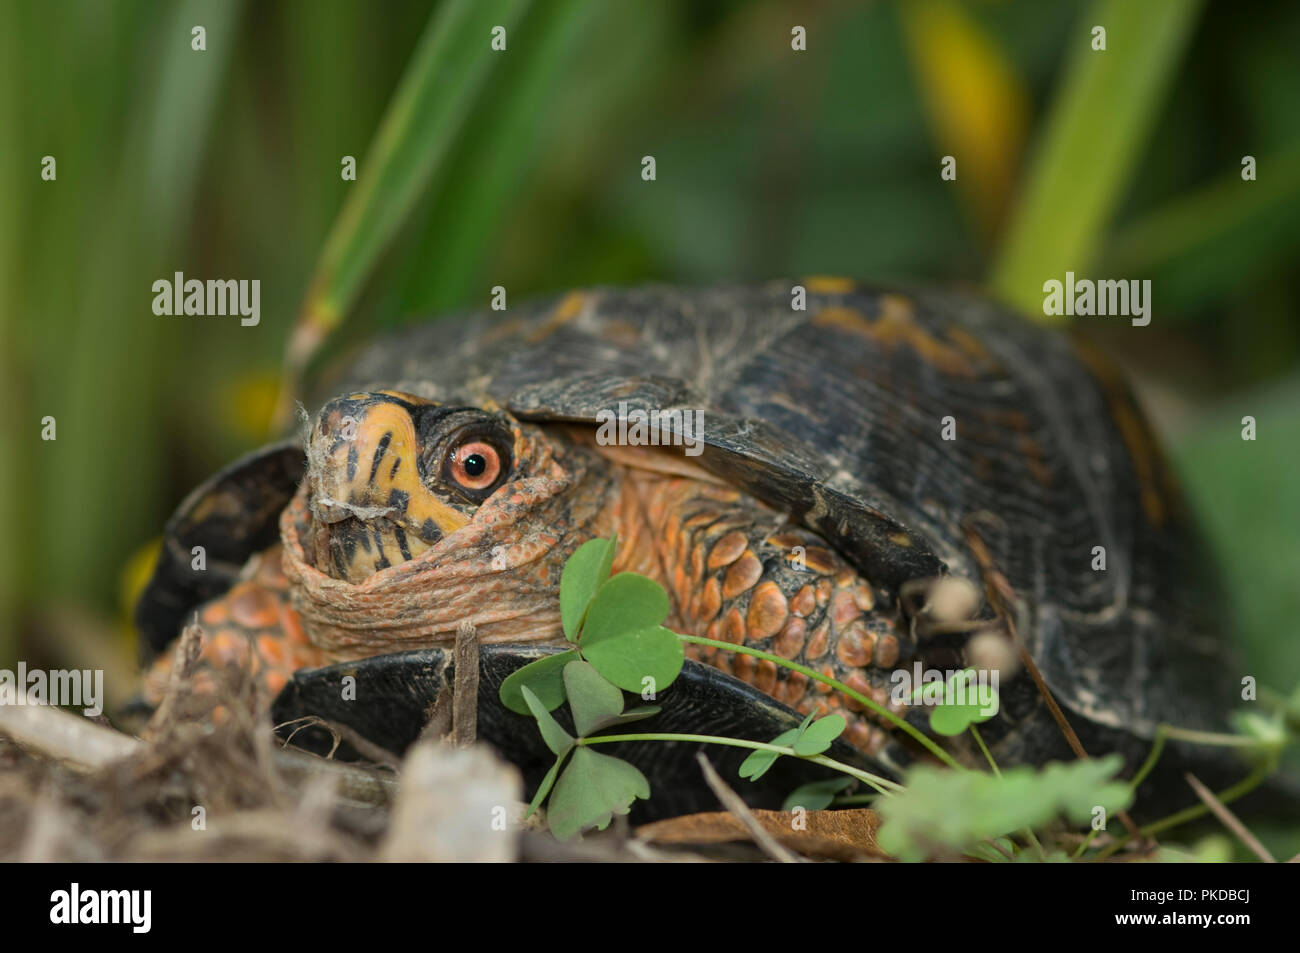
[
  {"x1": 143, "y1": 544, "x2": 329, "y2": 711},
  {"x1": 629, "y1": 473, "x2": 912, "y2": 755}
]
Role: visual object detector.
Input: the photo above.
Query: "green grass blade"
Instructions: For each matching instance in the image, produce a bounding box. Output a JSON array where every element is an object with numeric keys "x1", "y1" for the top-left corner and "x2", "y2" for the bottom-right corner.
[
  {"x1": 396, "y1": 0, "x2": 598, "y2": 313},
  {"x1": 282, "y1": 0, "x2": 532, "y2": 411},
  {"x1": 990, "y1": 0, "x2": 1204, "y2": 320},
  {"x1": 1101, "y1": 144, "x2": 1300, "y2": 310},
  {"x1": 0, "y1": 0, "x2": 23, "y2": 664},
  {"x1": 0, "y1": 0, "x2": 243, "y2": 659}
]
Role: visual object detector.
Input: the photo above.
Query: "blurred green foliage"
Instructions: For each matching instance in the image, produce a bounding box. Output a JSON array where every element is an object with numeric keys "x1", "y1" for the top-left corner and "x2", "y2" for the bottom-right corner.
[{"x1": 1, "y1": 0, "x2": 1298, "y2": 726}]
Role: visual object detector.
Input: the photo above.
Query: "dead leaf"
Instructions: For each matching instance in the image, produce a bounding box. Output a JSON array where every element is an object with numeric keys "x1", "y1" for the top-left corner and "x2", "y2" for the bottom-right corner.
[{"x1": 637, "y1": 808, "x2": 888, "y2": 862}]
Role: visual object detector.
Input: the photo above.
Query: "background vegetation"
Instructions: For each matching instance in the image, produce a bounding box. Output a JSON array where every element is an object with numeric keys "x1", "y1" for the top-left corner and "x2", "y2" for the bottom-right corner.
[{"x1": 1, "y1": 0, "x2": 1297, "y2": 845}]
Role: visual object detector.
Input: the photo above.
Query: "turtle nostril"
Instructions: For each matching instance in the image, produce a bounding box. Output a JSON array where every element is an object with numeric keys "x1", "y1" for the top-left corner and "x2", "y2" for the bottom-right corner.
[{"x1": 310, "y1": 495, "x2": 354, "y2": 525}]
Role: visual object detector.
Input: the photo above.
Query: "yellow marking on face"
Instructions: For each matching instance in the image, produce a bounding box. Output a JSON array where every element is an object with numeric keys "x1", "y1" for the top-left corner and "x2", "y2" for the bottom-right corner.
[{"x1": 316, "y1": 400, "x2": 469, "y2": 538}]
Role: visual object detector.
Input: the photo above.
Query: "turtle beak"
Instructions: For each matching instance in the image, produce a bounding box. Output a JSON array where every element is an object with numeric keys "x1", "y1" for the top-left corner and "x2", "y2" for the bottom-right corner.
[{"x1": 304, "y1": 393, "x2": 470, "y2": 581}]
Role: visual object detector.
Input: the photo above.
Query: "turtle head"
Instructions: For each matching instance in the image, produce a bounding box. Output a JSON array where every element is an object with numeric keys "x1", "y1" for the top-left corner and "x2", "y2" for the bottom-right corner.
[
  {"x1": 284, "y1": 388, "x2": 613, "y2": 649},
  {"x1": 302, "y1": 391, "x2": 520, "y2": 582}
]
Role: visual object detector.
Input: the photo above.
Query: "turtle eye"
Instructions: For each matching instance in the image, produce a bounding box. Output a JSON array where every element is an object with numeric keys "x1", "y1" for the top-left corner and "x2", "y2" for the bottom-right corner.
[{"x1": 445, "y1": 439, "x2": 506, "y2": 494}]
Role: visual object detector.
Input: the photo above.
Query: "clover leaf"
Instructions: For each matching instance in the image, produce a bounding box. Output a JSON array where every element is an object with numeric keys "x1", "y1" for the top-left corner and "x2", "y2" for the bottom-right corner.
[
  {"x1": 581, "y1": 572, "x2": 669, "y2": 643},
  {"x1": 738, "y1": 727, "x2": 801, "y2": 782},
  {"x1": 913, "y1": 668, "x2": 1001, "y2": 737},
  {"x1": 581, "y1": 624, "x2": 684, "y2": 694},
  {"x1": 782, "y1": 776, "x2": 854, "y2": 811},
  {"x1": 499, "y1": 649, "x2": 580, "y2": 714},
  {"x1": 546, "y1": 747, "x2": 651, "y2": 839},
  {"x1": 559, "y1": 535, "x2": 618, "y2": 641},
  {"x1": 521, "y1": 658, "x2": 661, "y2": 836},
  {"x1": 793, "y1": 713, "x2": 846, "y2": 755},
  {"x1": 519, "y1": 684, "x2": 574, "y2": 758},
  {"x1": 563, "y1": 659, "x2": 628, "y2": 736},
  {"x1": 876, "y1": 755, "x2": 1134, "y2": 861},
  {"x1": 738, "y1": 711, "x2": 846, "y2": 781},
  {"x1": 578, "y1": 571, "x2": 684, "y2": 692}
]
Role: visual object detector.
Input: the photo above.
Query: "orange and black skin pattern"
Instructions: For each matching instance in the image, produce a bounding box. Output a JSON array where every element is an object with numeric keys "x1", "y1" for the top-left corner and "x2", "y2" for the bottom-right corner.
[
  {"x1": 629, "y1": 473, "x2": 910, "y2": 755},
  {"x1": 144, "y1": 544, "x2": 328, "y2": 708},
  {"x1": 145, "y1": 390, "x2": 913, "y2": 757}
]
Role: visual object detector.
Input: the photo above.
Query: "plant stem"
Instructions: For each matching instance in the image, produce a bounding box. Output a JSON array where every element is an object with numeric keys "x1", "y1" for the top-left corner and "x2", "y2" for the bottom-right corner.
[
  {"x1": 961, "y1": 722, "x2": 1050, "y2": 858},
  {"x1": 677, "y1": 634, "x2": 962, "y2": 770},
  {"x1": 966, "y1": 725, "x2": 1047, "y2": 858},
  {"x1": 1130, "y1": 723, "x2": 1280, "y2": 795},
  {"x1": 1071, "y1": 828, "x2": 1102, "y2": 860},
  {"x1": 970, "y1": 724, "x2": 999, "y2": 776},
  {"x1": 1092, "y1": 760, "x2": 1277, "y2": 860},
  {"x1": 576, "y1": 731, "x2": 904, "y2": 795},
  {"x1": 1128, "y1": 726, "x2": 1168, "y2": 794}
]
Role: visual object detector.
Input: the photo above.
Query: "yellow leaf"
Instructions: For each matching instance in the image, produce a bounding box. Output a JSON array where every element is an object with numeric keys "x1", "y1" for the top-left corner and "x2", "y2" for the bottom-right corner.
[{"x1": 899, "y1": 0, "x2": 1028, "y2": 240}]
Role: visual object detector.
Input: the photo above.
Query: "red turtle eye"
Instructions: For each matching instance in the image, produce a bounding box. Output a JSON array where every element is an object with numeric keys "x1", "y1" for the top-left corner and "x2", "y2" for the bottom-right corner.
[{"x1": 448, "y1": 441, "x2": 502, "y2": 491}]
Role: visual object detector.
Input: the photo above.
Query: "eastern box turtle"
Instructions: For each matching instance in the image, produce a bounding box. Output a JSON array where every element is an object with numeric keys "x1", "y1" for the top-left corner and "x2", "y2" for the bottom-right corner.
[{"x1": 136, "y1": 280, "x2": 1237, "y2": 816}]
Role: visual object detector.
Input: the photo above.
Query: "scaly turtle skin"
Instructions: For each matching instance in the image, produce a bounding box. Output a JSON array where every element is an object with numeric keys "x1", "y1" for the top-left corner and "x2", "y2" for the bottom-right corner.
[{"x1": 137, "y1": 280, "x2": 1236, "y2": 811}]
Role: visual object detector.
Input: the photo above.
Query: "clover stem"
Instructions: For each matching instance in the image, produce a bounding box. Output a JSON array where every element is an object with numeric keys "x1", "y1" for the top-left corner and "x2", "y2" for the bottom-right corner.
[
  {"x1": 1072, "y1": 827, "x2": 1102, "y2": 860},
  {"x1": 677, "y1": 634, "x2": 962, "y2": 771},
  {"x1": 969, "y1": 725, "x2": 1000, "y2": 777},
  {"x1": 1130, "y1": 723, "x2": 1276, "y2": 801},
  {"x1": 965, "y1": 725, "x2": 1047, "y2": 858},
  {"x1": 575, "y1": 732, "x2": 903, "y2": 795},
  {"x1": 1092, "y1": 759, "x2": 1277, "y2": 861},
  {"x1": 1128, "y1": 726, "x2": 1168, "y2": 795}
]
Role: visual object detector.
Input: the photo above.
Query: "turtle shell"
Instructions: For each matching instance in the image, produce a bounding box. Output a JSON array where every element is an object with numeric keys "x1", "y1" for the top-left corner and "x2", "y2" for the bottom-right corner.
[{"x1": 139, "y1": 280, "x2": 1234, "y2": 760}]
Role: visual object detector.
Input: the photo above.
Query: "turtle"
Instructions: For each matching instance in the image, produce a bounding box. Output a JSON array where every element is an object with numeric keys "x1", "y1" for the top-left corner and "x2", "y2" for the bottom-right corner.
[{"x1": 136, "y1": 279, "x2": 1243, "y2": 818}]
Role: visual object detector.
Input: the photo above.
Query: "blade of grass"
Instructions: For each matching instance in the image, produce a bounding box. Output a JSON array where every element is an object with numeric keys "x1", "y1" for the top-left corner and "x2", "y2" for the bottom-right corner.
[
  {"x1": 0, "y1": 0, "x2": 22, "y2": 665},
  {"x1": 279, "y1": 0, "x2": 532, "y2": 423},
  {"x1": 1108, "y1": 145, "x2": 1300, "y2": 270},
  {"x1": 396, "y1": 0, "x2": 598, "y2": 313},
  {"x1": 51, "y1": 0, "x2": 244, "y2": 595},
  {"x1": 990, "y1": 0, "x2": 1204, "y2": 320},
  {"x1": 1, "y1": 1, "x2": 242, "y2": 658}
]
